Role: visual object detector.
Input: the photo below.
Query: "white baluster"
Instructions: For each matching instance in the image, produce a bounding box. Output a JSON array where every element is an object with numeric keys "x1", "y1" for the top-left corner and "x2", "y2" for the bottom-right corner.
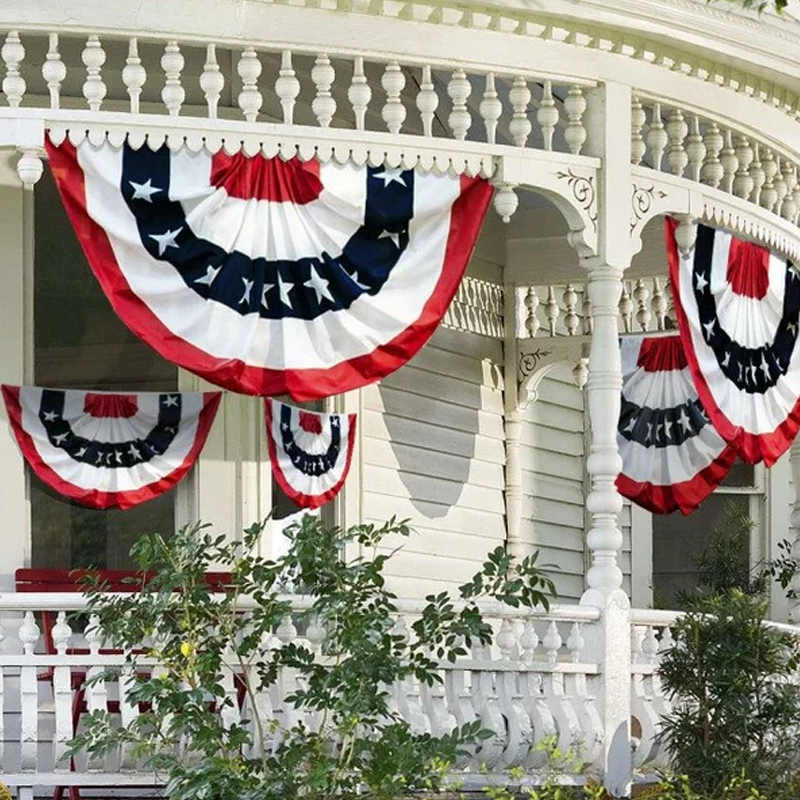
[
  {"x1": 582, "y1": 290, "x2": 593, "y2": 335},
  {"x1": 493, "y1": 182, "x2": 518, "y2": 223},
  {"x1": 749, "y1": 143, "x2": 765, "y2": 205},
  {"x1": 651, "y1": 278, "x2": 667, "y2": 331},
  {"x1": 276, "y1": 614, "x2": 298, "y2": 645},
  {"x1": 447, "y1": 68, "x2": 471, "y2": 140},
  {"x1": 200, "y1": 44, "x2": 224, "y2": 120},
  {"x1": 642, "y1": 626, "x2": 660, "y2": 664},
  {"x1": 85, "y1": 615, "x2": 109, "y2": 770},
  {"x1": 566, "y1": 623, "x2": 584, "y2": 663},
  {"x1": 19, "y1": 612, "x2": 40, "y2": 771},
  {"x1": 634, "y1": 279, "x2": 651, "y2": 331},
  {"x1": 701, "y1": 121, "x2": 724, "y2": 188},
  {"x1": 525, "y1": 287, "x2": 540, "y2": 338},
  {"x1": 720, "y1": 129, "x2": 738, "y2": 194},
  {"x1": 630, "y1": 95, "x2": 646, "y2": 165},
  {"x1": 519, "y1": 620, "x2": 539, "y2": 664},
  {"x1": 118, "y1": 665, "x2": 140, "y2": 769},
  {"x1": 122, "y1": 38, "x2": 147, "y2": 115},
  {"x1": 160, "y1": 40, "x2": 185, "y2": 117},
  {"x1": 311, "y1": 53, "x2": 336, "y2": 128},
  {"x1": 19, "y1": 611, "x2": 39, "y2": 655},
  {"x1": 508, "y1": 76, "x2": 531, "y2": 148},
  {"x1": 381, "y1": 61, "x2": 406, "y2": 135},
  {"x1": 631, "y1": 625, "x2": 646, "y2": 665},
  {"x1": 51, "y1": 613, "x2": 73, "y2": 771},
  {"x1": 666, "y1": 108, "x2": 688, "y2": 177},
  {"x1": 619, "y1": 281, "x2": 633, "y2": 334},
  {"x1": 564, "y1": 85, "x2": 587, "y2": 155},
  {"x1": 496, "y1": 618, "x2": 517, "y2": 662},
  {"x1": 276, "y1": 50, "x2": 300, "y2": 126},
  {"x1": 545, "y1": 286, "x2": 559, "y2": 336},
  {"x1": 572, "y1": 358, "x2": 589, "y2": 390},
  {"x1": 349, "y1": 57, "x2": 371, "y2": 132},
  {"x1": 792, "y1": 168, "x2": 800, "y2": 224},
  {"x1": 236, "y1": 48, "x2": 262, "y2": 122},
  {"x1": 686, "y1": 116, "x2": 706, "y2": 182},
  {"x1": 306, "y1": 615, "x2": 326, "y2": 657},
  {"x1": 42, "y1": 33, "x2": 66, "y2": 110},
  {"x1": 563, "y1": 284, "x2": 579, "y2": 336},
  {"x1": 2, "y1": 31, "x2": 25, "y2": 108},
  {"x1": 761, "y1": 149, "x2": 778, "y2": 212},
  {"x1": 480, "y1": 72, "x2": 501, "y2": 145},
  {"x1": 781, "y1": 160, "x2": 798, "y2": 221},
  {"x1": 82, "y1": 36, "x2": 106, "y2": 111},
  {"x1": 543, "y1": 621, "x2": 562, "y2": 666},
  {"x1": 658, "y1": 625, "x2": 675, "y2": 655},
  {"x1": 415, "y1": 65, "x2": 438, "y2": 138},
  {"x1": 538, "y1": 80, "x2": 559, "y2": 152},
  {"x1": 647, "y1": 103, "x2": 667, "y2": 171},
  {"x1": 733, "y1": 135, "x2": 754, "y2": 200},
  {"x1": 774, "y1": 156, "x2": 788, "y2": 213}
]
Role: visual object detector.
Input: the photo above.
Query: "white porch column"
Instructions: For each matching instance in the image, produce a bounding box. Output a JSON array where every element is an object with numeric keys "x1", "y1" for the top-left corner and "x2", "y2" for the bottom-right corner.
[
  {"x1": 789, "y1": 437, "x2": 800, "y2": 622},
  {"x1": 0, "y1": 150, "x2": 34, "y2": 591},
  {"x1": 580, "y1": 82, "x2": 633, "y2": 798}
]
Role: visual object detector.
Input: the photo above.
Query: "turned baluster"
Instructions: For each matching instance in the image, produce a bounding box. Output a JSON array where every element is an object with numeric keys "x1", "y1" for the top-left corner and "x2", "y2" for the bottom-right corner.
[
  {"x1": 480, "y1": 72, "x2": 501, "y2": 144},
  {"x1": 566, "y1": 622, "x2": 584, "y2": 663},
  {"x1": 634, "y1": 279, "x2": 651, "y2": 331},
  {"x1": 19, "y1": 612, "x2": 40, "y2": 771},
  {"x1": 651, "y1": 278, "x2": 667, "y2": 331},
  {"x1": 42, "y1": 33, "x2": 66, "y2": 110},
  {"x1": 774, "y1": 156, "x2": 788, "y2": 213},
  {"x1": 276, "y1": 50, "x2": 300, "y2": 126},
  {"x1": 123, "y1": 38, "x2": 147, "y2": 115},
  {"x1": 686, "y1": 116, "x2": 706, "y2": 182},
  {"x1": 237, "y1": 48, "x2": 262, "y2": 122},
  {"x1": 200, "y1": 44, "x2": 224, "y2": 120},
  {"x1": 582, "y1": 290, "x2": 593, "y2": 335},
  {"x1": 619, "y1": 281, "x2": 634, "y2": 333},
  {"x1": 545, "y1": 286, "x2": 560, "y2": 336},
  {"x1": 509, "y1": 77, "x2": 531, "y2": 148},
  {"x1": 749, "y1": 143, "x2": 765, "y2": 205},
  {"x1": 564, "y1": 85, "x2": 587, "y2": 155},
  {"x1": 642, "y1": 626, "x2": 660, "y2": 664},
  {"x1": 519, "y1": 620, "x2": 539, "y2": 664},
  {"x1": 161, "y1": 41, "x2": 185, "y2": 117},
  {"x1": 52, "y1": 613, "x2": 73, "y2": 769},
  {"x1": 720, "y1": 129, "x2": 739, "y2": 194},
  {"x1": 701, "y1": 121, "x2": 724, "y2": 188},
  {"x1": 630, "y1": 95, "x2": 646, "y2": 165},
  {"x1": 761, "y1": 149, "x2": 778, "y2": 212},
  {"x1": 496, "y1": 618, "x2": 517, "y2": 662},
  {"x1": 381, "y1": 61, "x2": 406, "y2": 135},
  {"x1": 311, "y1": 54, "x2": 336, "y2": 128},
  {"x1": 781, "y1": 160, "x2": 798, "y2": 221},
  {"x1": 349, "y1": 57, "x2": 371, "y2": 131},
  {"x1": 447, "y1": 68, "x2": 471, "y2": 140},
  {"x1": 2, "y1": 31, "x2": 25, "y2": 108},
  {"x1": 666, "y1": 107, "x2": 688, "y2": 177},
  {"x1": 733, "y1": 135, "x2": 754, "y2": 200},
  {"x1": 82, "y1": 36, "x2": 107, "y2": 111},
  {"x1": 792, "y1": 168, "x2": 800, "y2": 224},
  {"x1": 563, "y1": 284, "x2": 579, "y2": 336},
  {"x1": 631, "y1": 625, "x2": 646, "y2": 664},
  {"x1": 415, "y1": 65, "x2": 438, "y2": 138},
  {"x1": 647, "y1": 103, "x2": 668, "y2": 171},
  {"x1": 538, "y1": 80, "x2": 559, "y2": 152},
  {"x1": 543, "y1": 621, "x2": 562, "y2": 666},
  {"x1": 525, "y1": 287, "x2": 541, "y2": 338}
]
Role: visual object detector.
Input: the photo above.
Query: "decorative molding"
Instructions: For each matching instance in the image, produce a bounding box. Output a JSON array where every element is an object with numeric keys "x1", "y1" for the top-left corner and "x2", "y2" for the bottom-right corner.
[
  {"x1": 517, "y1": 338, "x2": 584, "y2": 409},
  {"x1": 630, "y1": 182, "x2": 668, "y2": 233},
  {"x1": 556, "y1": 168, "x2": 597, "y2": 232}
]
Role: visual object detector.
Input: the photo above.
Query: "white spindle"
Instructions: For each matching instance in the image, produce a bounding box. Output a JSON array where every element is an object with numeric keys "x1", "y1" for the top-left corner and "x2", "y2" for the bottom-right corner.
[
  {"x1": 161, "y1": 41, "x2": 185, "y2": 116},
  {"x1": 519, "y1": 620, "x2": 539, "y2": 663},
  {"x1": 563, "y1": 284, "x2": 579, "y2": 336},
  {"x1": 572, "y1": 358, "x2": 589, "y2": 390},
  {"x1": 630, "y1": 95, "x2": 646, "y2": 165},
  {"x1": 666, "y1": 108, "x2": 688, "y2": 176},
  {"x1": 582, "y1": 291, "x2": 593, "y2": 335},
  {"x1": 276, "y1": 50, "x2": 300, "y2": 126},
  {"x1": 761, "y1": 149, "x2": 778, "y2": 212},
  {"x1": 493, "y1": 183, "x2": 518, "y2": 223},
  {"x1": 525, "y1": 287, "x2": 540, "y2": 338},
  {"x1": 774, "y1": 156, "x2": 788, "y2": 212},
  {"x1": 750, "y1": 143, "x2": 765, "y2": 205},
  {"x1": 701, "y1": 121, "x2": 724, "y2": 188},
  {"x1": 781, "y1": 160, "x2": 798, "y2": 221},
  {"x1": 85, "y1": 615, "x2": 109, "y2": 771},
  {"x1": 634, "y1": 279, "x2": 651, "y2": 331},
  {"x1": 42, "y1": 33, "x2": 66, "y2": 110},
  {"x1": 545, "y1": 286, "x2": 559, "y2": 336},
  {"x1": 480, "y1": 72, "x2": 501, "y2": 145},
  {"x1": 236, "y1": 48, "x2": 262, "y2": 122},
  {"x1": 642, "y1": 626, "x2": 660, "y2": 664},
  {"x1": 381, "y1": 61, "x2": 406, "y2": 135},
  {"x1": 306, "y1": 615, "x2": 326, "y2": 656},
  {"x1": 415, "y1": 65, "x2": 438, "y2": 138},
  {"x1": 2, "y1": 31, "x2": 25, "y2": 108},
  {"x1": 566, "y1": 623, "x2": 584, "y2": 663},
  {"x1": 543, "y1": 621, "x2": 562, "y2": 666},
  {"x1": 200, "y1": 43, "x2": 224, "y2": 120},
  {"x1": 538, "y1": 80, "x2": 559, "y2": 152},
  {"x1": 733, "y1": 135, "x2": 754, "y2": 200},
  {"x1": 19, "y1": 612, "x2": 40, "y2": 771},
  {"x1": 647, "y1": 103, "x2": 667, "y2": 171},
  {"x1": 276, "y1": 614, "x2": 298, "y2": 645},
  {"x1": 508, "y1": 77, "x2": 531, "y2": 148},
  {"x1": 651, "y1": 278, "x2": 667, "y2": 331},
  {"x1": 496, "y1": 618, "x2": 516, "y2": 662},
  {"x1": 792, "y1": 168, "x2": 800, "y2": 224},
  {"x1": 686, "y1": 116, "x2": 706, "y2": 182},
  {"x1": 19, "y1": 611, "x2": 39, "y2": 655},
  {"x1": 564, "y1": 85, "x2": 587, "y2": 155},
  {"x1": 118, "y1": 665, "x2": 140, "y2": 769},
  {"x1": 659, "y1": 626, "x2": 675, "y2": 654},
  {"x1": 82, "y1": 36, "x2": 106, "y2": 111},
  {"x1": 312, "y1": 53, "x2": 336, "y2": 128},
  {"x1": 447, "y1": 68, "x2": 471, "y2": 140},
  {"x1": 349, "y1": 57, "x2": 371, "y2": 131},
  {"x1": 619, "y1": 281, "x2": 633, "y2": 333},
  {"x1": 52, "y1": 613, "x2": 73, "y2": 771},
  {"x1": 720, "y1": 129, "x2": 738, "y2": 194},
  {"x1": 123, "y1": 38, "x2": 147, "y2": 115}
]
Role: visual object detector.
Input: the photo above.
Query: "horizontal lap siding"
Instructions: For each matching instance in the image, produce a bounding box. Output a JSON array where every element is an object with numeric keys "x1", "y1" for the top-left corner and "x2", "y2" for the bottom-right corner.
[{"x1": 362, "y1": 322, "x2": 506, "y2": 599}]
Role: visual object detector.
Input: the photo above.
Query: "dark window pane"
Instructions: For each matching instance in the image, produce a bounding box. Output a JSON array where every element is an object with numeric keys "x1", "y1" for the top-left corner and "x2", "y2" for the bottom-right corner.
[{"x1": 719, "y1": 459, "x2": 756, "y2": 488}]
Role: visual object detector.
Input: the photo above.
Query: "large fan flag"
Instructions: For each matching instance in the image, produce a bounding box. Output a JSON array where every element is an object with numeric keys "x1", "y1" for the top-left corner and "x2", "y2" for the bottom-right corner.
[
  {"x1": 616, "y1": 336, "x2": 736, "y2": 515},
  {"x1": 45, "y1": 138, "x2": 492, "y2": 400},
  {"x1": 265, "y1": 399, "x2": 356, "y2": 509},
  {"x1": 667, "y1": 218, "x2": 800, "y2": 465},
  {"x1": 1, "y1": 386, "x2": 221, "y2": 509}
]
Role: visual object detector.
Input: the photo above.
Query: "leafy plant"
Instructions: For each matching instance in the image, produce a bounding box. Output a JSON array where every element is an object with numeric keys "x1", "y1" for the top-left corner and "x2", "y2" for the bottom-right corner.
[{"x1": 69, "y1": 515, "x2": 557, "y2": 800}]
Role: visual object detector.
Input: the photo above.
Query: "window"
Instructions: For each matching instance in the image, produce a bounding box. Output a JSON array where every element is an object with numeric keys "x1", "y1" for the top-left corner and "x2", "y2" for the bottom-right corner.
[
  {"x1": 651, "y1": 460, "x2": 764, "y2": 607},
  {"x1": 32, "y1": 167, "x2": 178, "y2": 569}
]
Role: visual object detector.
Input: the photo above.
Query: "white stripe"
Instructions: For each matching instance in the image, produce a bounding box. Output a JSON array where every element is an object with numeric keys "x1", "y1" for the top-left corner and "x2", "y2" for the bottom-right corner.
[
  {"x1": 61, "y1": 392, "x2": 161, "y2": 444},
  {"x1": 80, "y1": 143, "x2": 460, "y2": 372},
  {"x1": 20, "y1": 387, "x2": 202, "y2": 493}
]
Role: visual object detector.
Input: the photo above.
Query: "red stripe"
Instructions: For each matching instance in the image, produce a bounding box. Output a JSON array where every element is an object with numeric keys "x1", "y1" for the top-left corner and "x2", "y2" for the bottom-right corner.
[
  {"x1": 84, "y1": 393, "x2": 138, "y2": 418},
  {"x1": 636, "y1": 336, "x2": 688, "y2": 372},
  {"x1": 209, "y1": 152, "x2": 322, "y2": 203},
  {"x1": 265, "y1": 400, "x2": 357, "y2": 509},
  {"x1": 666, "y1": 217, "x2": 800, "y2": 466},
  {"x1": 1, "y1": 385, "x2": 221, "y2": 510},
  {"x1": 44, "y1": 139, "x2": 492, "y2": 401},
  {"x1": 726, "y1": 236, "x2": 770, "y2": 299}
]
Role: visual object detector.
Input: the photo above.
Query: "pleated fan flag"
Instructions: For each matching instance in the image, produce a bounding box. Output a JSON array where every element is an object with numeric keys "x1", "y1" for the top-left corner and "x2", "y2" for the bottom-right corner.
[
  {"x1": 667, "y1": 218, "x2": 800, "y2": 465},
  {"x1": 616, "y1": 336, "x2": 736, "y2": 515},
  {"x1": 265, "y1": 399, "x2": 356, "y2": 509},
  {"x1": 1, "y1": 386, "x2": 221, "y2": 509},
  {"x1": 46, "y1": 137, "x2": 493, "y2": 400}
]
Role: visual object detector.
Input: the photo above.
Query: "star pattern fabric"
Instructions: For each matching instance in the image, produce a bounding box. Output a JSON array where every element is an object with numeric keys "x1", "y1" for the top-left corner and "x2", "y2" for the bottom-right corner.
[
  {"x1": 45, "y1": 138, "x2": 493, "y2": 400},
  {"x1": 1, "y1": 386, "x2": 221, "y2": 509},
  {"x1": 264, "y1": 399, "x2": 356, "y2": 509},
  {"x1": 667, "y1": 218, "x2": 800, "y2": 465},
  {"x1": 616, "y1": 336, "x2": 736, "y2": 515}
]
